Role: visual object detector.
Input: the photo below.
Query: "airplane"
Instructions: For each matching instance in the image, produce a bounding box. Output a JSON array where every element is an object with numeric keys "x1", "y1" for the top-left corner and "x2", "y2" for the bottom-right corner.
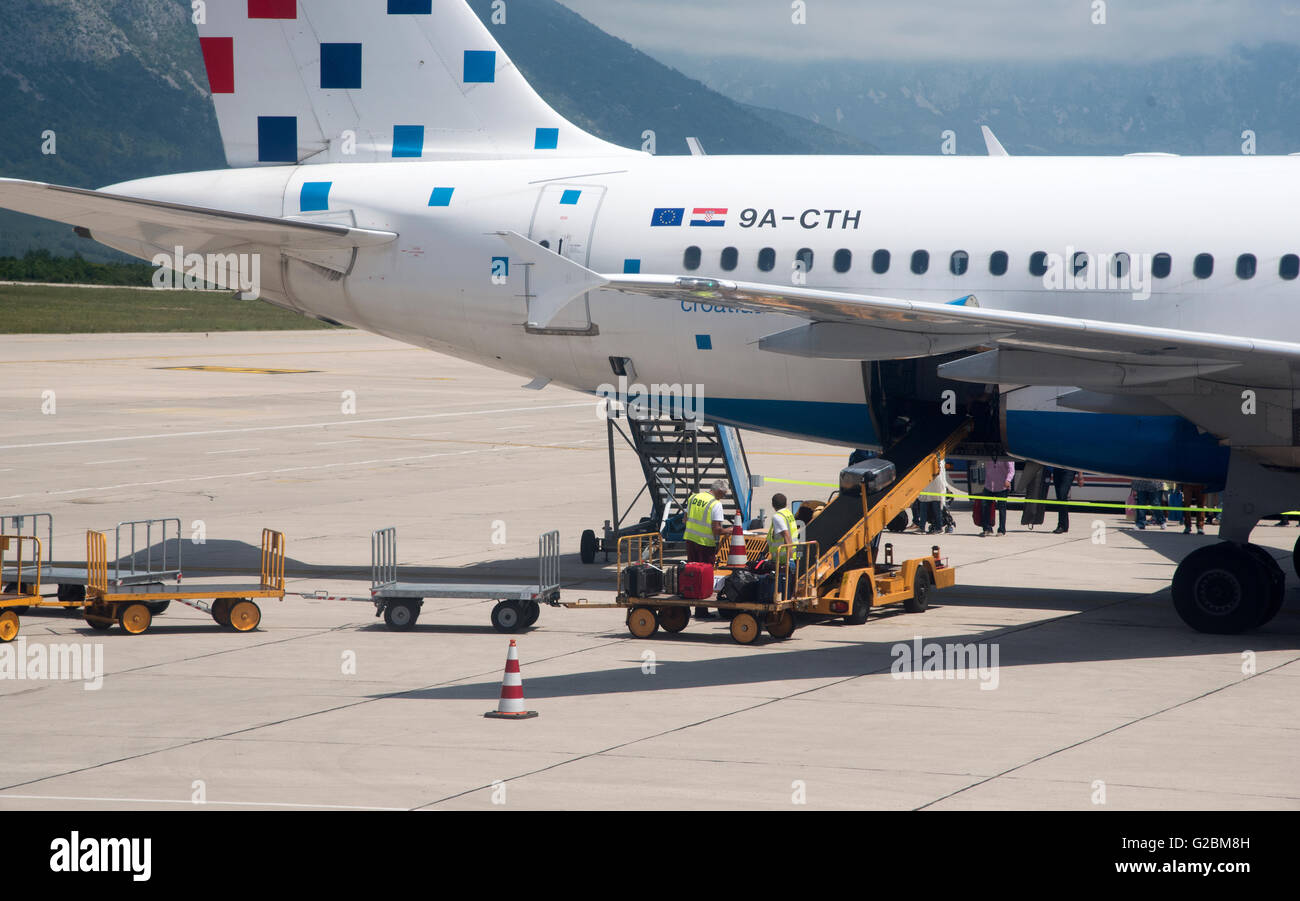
[{"x1": 1, "y1": 0, "x2": 1297, "y2": 635}]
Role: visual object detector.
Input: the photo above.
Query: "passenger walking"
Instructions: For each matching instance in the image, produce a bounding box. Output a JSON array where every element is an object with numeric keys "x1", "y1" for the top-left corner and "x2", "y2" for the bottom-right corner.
[
  {"x1": 1133, "y1": 479, "x2": 1164, "y2": 530},
  {"x1": 914, "y1": 461, "x2": 946, "y2": 535},
  {"x1": 981, "y1": 455, "x2": 1015, "y2": 537},
  {"x1": 1048, "y1": 467, "x2": 1082, "y2": 534},
  {"x1": 684, "y1": 480, "x2": 729, "y2": 618},
  {"x1": 1179, "y1": 483, "x2": 1206, "y2": 535}
]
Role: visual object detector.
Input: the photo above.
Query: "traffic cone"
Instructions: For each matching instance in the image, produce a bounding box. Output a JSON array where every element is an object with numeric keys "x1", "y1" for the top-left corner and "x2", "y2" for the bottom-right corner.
[
  {"x1": 484, "y1": 639, "x2": 538, "y2": 720},
  {"x1": 727, "y1": 516, "x2": 747, "y2": 568}
]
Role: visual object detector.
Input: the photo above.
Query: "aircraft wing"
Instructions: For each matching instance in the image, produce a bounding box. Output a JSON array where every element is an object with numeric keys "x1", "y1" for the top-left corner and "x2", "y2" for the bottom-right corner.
[
  {"x1": 0, "y1": 178, "x2": 397, "y2": 255},
  {"x1": 496, "y1": 231, "x2": 1300, "y2": 392}
]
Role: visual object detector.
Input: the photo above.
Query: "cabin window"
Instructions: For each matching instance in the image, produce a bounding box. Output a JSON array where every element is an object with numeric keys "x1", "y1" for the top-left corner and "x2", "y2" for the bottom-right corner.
[
  {"x1": 911, "y1": 250, "x2": 930, "y2": 275},
  {"x1": 950, "y1": 250, "x2": 969, "y2": 276},
  {"x1": 1235, "y1": 253, "x2": 1256, "y2": 280},
  {"x1": 1194, "y1": 253, "x2": 1214, "y2": 279},
  {"x1": 1072, "y1": 252, "x2": 1088, "y2": 277},
  {"x1": 872, "y1": 249, "x2": 891, "y2": 274},
  {"x1": 796, "y1": 248, "x2": 814, "y2": 273},
  {"x1": 990, "y1": 251, "x2": 1009, "y2": 276},
  {"x1": 720, "y1": 246, "x2": 738, "y2": 271},
  {"x1": 758, "y1": 247, "x2": 776, "y2": 272},
  {"x1": 1112, "y1": 253, "x2": 1130, "y2": 279},
  {"x1": 684, "y1": 246, "x2": 701, "y2": 271},
  {"x1": 833, "y1": 249, "x2": 852, "y2": 273},
  {"x1": 1028, "y1": 251, "x2": 1048, "y2": 278},
  {"x1": 1152, "y1": 253, "x2": 1172, "y2": 279},
  {"x1": 1281, "y1": 254, "x2": 1300, "y2": 280}
]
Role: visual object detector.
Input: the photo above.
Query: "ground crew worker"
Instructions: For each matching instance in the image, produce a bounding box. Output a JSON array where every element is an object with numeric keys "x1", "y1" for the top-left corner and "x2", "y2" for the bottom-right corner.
[
  {"x1": 684, "y1": 480, "x2": 729, "y2": 618},
  {"x1": 767, "y1": 493, "x2": 801, "y2": 599}
]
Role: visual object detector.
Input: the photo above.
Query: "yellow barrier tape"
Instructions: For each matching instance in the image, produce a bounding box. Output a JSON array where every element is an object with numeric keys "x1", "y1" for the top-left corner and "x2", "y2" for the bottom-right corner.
[{"x1": 764, "y1": 478, "x2": 1235, "y2": 513}]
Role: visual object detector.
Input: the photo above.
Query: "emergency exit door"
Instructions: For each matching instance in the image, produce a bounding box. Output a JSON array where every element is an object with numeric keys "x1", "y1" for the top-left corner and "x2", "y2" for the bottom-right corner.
[{"x1": 526, "y1": 184, "x2": 605, "y2": 334}]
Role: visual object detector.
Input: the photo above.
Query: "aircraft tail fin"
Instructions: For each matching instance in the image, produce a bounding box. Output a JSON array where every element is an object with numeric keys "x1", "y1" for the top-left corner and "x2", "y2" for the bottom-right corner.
[{"x1": 195, "y1": 0, "x2": 633, "y2": 165}]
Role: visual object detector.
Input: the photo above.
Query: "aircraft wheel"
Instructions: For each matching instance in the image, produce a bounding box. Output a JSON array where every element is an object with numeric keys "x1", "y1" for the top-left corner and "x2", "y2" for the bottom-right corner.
[
  {"x1": 905, "y1": 568, "x2": 933, "y2": 614},
  {"x1": 766, "y1": 609, "x2": 796, "y2": 640},
  {"x1": 119, "y1": 603, "x2": 153, "y2": 636},
  {"x1": 1292, "y1": 532, "x2": 1300, "y2": 580},
  {"x1": 1244, "y1": 545, "x2": 1285, "y2": 626},
  {"x1": 1171, "y1": 544, "x2": 1268, "y2": 634},
  {"x1": 491, "y1": 600, "x2": 523, "y2": 634},
  {"x1": 729, "y1": 612, "x2": 761, "y2": 645},
  {"x1": 580, "y1": 530, "x2": 598, "y2": 565},
  {"x1": 658, "y1": 606, "x2": 689, "y2": 633},
  {"x1": 383, "y1": 599, "x2": 419, "y2": 631},
  {"x1": 626, "y1": 606, "x2": 659, "y2": 639}
]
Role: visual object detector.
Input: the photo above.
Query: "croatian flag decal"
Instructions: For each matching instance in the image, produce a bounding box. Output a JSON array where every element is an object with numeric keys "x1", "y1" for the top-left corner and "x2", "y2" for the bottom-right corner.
[{"x1": 691, "y1": 207, "x2": 727, "y2": 227}]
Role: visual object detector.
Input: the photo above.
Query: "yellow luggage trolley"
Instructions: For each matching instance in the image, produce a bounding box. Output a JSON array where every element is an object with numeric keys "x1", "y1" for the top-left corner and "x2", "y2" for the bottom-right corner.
[
  {"x1": 0, "y1": 535, "x2": 43, "y2": 642},
  {"x1": 82, "y1": 528, "x2": 286, "y2": 635}
]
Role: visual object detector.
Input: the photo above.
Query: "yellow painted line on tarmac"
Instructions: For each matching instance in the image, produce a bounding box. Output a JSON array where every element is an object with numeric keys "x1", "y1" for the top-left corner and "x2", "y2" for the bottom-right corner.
[{"x1": 156, "y1": 365, "x2": 319, "y2": 374}]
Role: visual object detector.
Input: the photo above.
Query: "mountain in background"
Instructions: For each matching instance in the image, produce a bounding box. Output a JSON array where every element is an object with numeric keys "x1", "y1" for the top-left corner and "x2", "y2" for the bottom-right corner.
[
  {"x1": 656, "y1": 45, "x2": 1300, "y2": 156},
  {"x1": 0, "y1": 0, "x2": 870, "y2": 261}
]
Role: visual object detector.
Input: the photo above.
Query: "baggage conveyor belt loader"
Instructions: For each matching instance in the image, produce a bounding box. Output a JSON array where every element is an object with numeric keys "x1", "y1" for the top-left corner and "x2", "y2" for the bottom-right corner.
[{"x1": 564, "y1": 418, "x2": 973, "y2": 644}]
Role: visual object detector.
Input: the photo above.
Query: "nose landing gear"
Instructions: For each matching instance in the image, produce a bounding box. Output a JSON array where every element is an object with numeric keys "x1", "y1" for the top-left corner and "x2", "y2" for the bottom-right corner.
[{"x1": 1171, "y1": 542, "x2": 1284, "y2": 633}]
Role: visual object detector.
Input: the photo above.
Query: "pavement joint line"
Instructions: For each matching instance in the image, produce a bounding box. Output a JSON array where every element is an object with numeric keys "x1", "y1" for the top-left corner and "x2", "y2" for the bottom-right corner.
[
  {"x1": 0, "y1": 401, "x2": 592, "y2": 451},
  {"x1": 913, "y1": 651, "x2": 1300, "y2": 810},
  {"x1": 416, "y1": 582, "x2": 1156, "y2": 809},
  {"x1": 0, "y1": 344, "x2": 420, "y2": 366}
]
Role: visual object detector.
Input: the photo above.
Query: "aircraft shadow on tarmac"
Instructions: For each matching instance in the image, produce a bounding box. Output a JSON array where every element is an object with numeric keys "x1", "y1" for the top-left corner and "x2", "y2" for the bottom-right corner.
[{"x1": 387, "y1": 584, "x2": 1299, "y2": 702}]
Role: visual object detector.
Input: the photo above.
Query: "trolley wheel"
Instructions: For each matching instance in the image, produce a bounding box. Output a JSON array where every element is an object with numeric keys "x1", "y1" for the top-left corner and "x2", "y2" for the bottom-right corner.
[
  {"x1": 119, "y1": 603, "x2": 153, "y2": 635},
  {"x1": 227, "y1": 599, "x2": 261, "y2": 632},
  {"x1": 658, "y1": 605, "x2": 689, "y2": 633},
  {"x1": 904, "y1": 568, "x2": 932, "y2": 613},
  {"x1": 766, "y1": 609, "x2": 796, "y2": 640},
  {"x1": 211, "y1": 597, "x2": 232, "y2": 627},
  {"x1": 626, "y1": 606, "x2": 659, "y2": 639},
  {"x1": 0, "y1": 610, "x2": 19, "y2": 643},
  {"x1": 145, "y1": 601, "x2": 170, "y2": 616},
  {"x1": 491, "y1": 600, "x2": 524, "y2": 633},
  {"x1": 383, "y1": 599, "x2": 419, "y2": 631},
  {"x1": 730, "y1": 612, "x2": 761, "y2": 645},
  {"x1": 580, "y1": 530, "x2": 598, "y2": 565},
  {"x1": 522, "y1": 600, "x2": 541, "y2": 627},
  {"x1": 56, "y1": 583, "x2": 85, "y2": 603},
  {"x1": 845, "y1": 578, "x2": 872, "y2": 625},
  {"x1": 84, "y1": 606, "x2": 114, "y2": 631}
]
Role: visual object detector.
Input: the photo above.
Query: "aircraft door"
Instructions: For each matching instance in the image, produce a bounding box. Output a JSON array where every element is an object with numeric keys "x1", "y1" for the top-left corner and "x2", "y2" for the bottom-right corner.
[{"x1": 526, "y1": 184, "x2": 605, "y2": 334}]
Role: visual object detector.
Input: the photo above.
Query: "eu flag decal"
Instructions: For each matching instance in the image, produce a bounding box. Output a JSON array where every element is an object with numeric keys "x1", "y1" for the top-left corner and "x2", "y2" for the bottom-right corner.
[
  {"x1": 691, "y1": 207, "x2": 727, "y2": 227},
  {"x1": 651, "y1": 208, "x2": 684, "y2": 227}
]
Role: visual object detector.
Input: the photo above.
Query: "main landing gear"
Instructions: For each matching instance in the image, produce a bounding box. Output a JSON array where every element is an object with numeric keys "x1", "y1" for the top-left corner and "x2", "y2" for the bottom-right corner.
[{"x1": 1171, "y1": 542, "x2": 1284, "y2": 633}]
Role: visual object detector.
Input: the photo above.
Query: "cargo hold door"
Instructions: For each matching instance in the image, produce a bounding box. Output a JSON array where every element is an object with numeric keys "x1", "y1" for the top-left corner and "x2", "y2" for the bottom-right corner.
[{"x1": 525, "y1": 184, "x2": 604, "y2": 335}]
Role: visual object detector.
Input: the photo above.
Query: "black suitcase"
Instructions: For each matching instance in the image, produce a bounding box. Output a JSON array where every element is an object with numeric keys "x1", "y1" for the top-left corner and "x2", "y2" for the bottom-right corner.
[
  {"x1": 719, "y1": 569, "x2": 759, "y2": 605},
  {"x1": 622, "y1": 564, "x2": 664, "y2": 597},
  {"x1": 755, "y1": 573, "x2": 777, "y2": 605}
]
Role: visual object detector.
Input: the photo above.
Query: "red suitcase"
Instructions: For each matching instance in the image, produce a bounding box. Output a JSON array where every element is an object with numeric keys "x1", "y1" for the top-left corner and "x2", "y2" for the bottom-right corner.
[{"x1": 679, "y1": 562, "x2": 714, "y2": 600}]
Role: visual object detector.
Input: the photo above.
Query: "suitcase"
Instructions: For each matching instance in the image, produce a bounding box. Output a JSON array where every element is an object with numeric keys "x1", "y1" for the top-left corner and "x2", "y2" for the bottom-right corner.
[
  {"x1": 719, "y1": 569, "x2": 759, "y2": 605},
  {"x1": 755, "y1": 573, "x2": 777, "y2": 605},
  {"x1": 663, "y1": 562, "x2": 682, "y2": 597},
  {"x1": 622, "y1": 564, "x2": 663, "y2": 597},
  {"x1": 680, "y1": 562, "x2": 714, "y2": 600}
]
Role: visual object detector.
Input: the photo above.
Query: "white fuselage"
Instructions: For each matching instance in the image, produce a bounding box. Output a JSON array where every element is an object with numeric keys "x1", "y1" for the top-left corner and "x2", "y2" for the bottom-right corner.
[{"x1": 103, "y1": 153, "x2": 1300, "y2": 458}]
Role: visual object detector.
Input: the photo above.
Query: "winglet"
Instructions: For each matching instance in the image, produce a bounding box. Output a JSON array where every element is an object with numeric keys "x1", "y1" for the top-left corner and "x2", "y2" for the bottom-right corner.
[
  {"x1": 495, "y1": 231, "x2": 609, "y2": 329},
  {"x1": 981, "y1": 126, "x2": 1009, "y2": 157}
]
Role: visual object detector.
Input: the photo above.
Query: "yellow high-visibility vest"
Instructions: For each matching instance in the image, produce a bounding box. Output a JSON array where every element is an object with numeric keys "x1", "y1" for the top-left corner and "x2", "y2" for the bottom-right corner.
[
  {"x1": 767, "y1": 507, "x2": 800, "y2": 562},
  {"x1": 684, "y1": 492, "x2": 720, "y2": 546}
]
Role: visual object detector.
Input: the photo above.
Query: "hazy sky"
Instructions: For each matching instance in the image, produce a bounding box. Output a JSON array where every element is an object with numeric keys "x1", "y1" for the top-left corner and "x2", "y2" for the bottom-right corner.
[{"x1": 556, "y1": 0, "x2": 1300, "y2": 62}]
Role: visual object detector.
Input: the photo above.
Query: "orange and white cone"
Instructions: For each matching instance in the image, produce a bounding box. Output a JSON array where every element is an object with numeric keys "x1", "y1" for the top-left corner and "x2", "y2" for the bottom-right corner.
[
  {"x1": 484, "y1": 639, "x2": 538, "y2": 720},
  {"x1": 727, "y1": 516, "x2": 747, "y2": 568}
]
